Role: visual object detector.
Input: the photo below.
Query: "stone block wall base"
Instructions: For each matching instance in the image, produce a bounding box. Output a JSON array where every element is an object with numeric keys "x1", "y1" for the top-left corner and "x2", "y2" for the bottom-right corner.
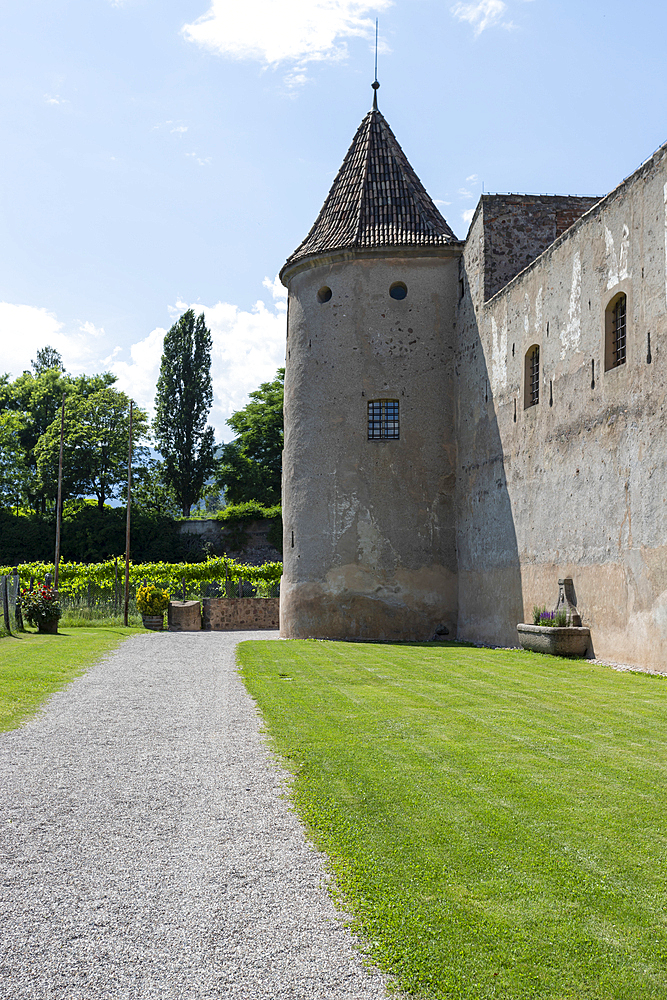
[
  {"x1": 168, "y1": 600, "x2": 202, "y2": 631},
  {"x1": 202, "y1": 598, "x2": 280, "y2": 631},
  {"x1": 517, "y1": 623, "x2": 591, "y2": 658}
]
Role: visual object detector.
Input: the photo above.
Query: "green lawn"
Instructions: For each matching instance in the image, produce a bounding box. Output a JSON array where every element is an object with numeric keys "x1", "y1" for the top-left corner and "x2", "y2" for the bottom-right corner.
[
  {"x1": 0, "y1": 626, "x2": 144, "y2": 731},
  {"x1": 238, "y1": 640, "x2": 667, "y2": 1000}
]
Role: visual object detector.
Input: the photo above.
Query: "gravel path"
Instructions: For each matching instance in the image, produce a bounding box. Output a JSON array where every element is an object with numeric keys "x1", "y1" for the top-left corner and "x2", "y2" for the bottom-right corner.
[{"x1": 0, "y1": 632, "x2": 389, "y2": 999}]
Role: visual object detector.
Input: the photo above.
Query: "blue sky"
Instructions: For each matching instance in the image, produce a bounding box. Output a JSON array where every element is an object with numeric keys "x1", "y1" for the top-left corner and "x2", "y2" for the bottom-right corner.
[{"x1": 1, "y1": 0, "x2": 666, "y2": 440}]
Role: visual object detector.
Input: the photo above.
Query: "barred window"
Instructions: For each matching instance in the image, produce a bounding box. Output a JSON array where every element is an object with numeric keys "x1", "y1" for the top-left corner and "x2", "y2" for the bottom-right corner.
[
  {"x1": 605, "y1": 292, "x2": 627, "y2": 370},
  {"x1": 524, "y1": 345, "x2": 540, "y2": 409},
  {"x1": 368, "y1": 399, "x2": 399, "y2": 440}
]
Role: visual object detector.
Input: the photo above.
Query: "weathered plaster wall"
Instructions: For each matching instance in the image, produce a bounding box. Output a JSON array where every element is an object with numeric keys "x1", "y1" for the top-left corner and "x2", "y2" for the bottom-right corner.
[
  {"x1": 458, "y1": 144, "x2": 667, "y2": 670},
  {"x1": 281, "y1": 250, "x2": 460, "y2": 640}
]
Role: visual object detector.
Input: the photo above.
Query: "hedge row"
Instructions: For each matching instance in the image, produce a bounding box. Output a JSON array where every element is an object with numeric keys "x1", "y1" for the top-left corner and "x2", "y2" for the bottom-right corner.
[{"x1": 0, "y1": 557, "x2": 283, "y2": 600}]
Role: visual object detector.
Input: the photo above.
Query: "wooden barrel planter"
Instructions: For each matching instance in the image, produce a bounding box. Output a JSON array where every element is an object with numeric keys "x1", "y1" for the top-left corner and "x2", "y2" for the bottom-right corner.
[
  {"x1": 141, "y1": 614, "x2": 164, "y2": 632},
  {"x1": 37, "y1": 619, "x2": 59, "y2": 634}
]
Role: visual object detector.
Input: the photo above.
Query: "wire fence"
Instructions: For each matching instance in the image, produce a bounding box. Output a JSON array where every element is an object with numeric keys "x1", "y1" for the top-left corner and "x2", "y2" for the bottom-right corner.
[{"x1": 0, "y1": 570, "x2": 280, "y2": 634}]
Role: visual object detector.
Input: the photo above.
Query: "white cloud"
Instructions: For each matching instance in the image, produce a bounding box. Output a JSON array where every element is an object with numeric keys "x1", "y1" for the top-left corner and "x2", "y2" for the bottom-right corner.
[
  {"x1": 182, "y1": 0, "x2": 393, "y2": 85},
  {"x1": 462, "y1": 208, "x2": 475, "y2": 225},
  {"x1": 262, "y1": 274, "x2": 288, "y2": 310},
  {"x1": 466, "y1": 173, "x2": 478, "y2": 183},
  {"x1": 79, "y1": 320, "x2": 105, "y2": 339},
  {"x1": 434, "y1": 198, "x2": 452, "y2": 208},
  {"x1": 112, "y1": 282, "x2": 286, "y2": 440},
  {"x1": 0, "y1": 302, "x2": 103, "y2": 375},
  {"x1": 177, "y1": 294, "x2": 286, "y2": 441},
  {"x1": 458, "y1": 187, "x2": 474, "y2": 199},
  {"x1": 152, "y1": 120, "x2": 188, "y2": 134},
  {"x1": 44, "y1": 94, "x2": 69, "y2": 106},
  {"x1": 186, "y1": 151, "x2": 212, "y2": 167},
  {"x1": 1, "y1": 279, "x2": 286, "y2": 441},
  {"x1": 110, "y1": 327, "x2": 166, "y2": 422},
  {"x1": 451, "y1": 1, "x2": 509, "y2": 35}
]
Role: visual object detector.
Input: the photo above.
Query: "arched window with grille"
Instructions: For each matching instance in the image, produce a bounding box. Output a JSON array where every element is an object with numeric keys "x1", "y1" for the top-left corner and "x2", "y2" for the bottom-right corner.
[
  {"x1": 368, "y1": 399, "x2": 399, "y2": 440},
  {"x1": 605, "y1": 292, "x2": 627, "y2": 371},
  {"x1": 524, "y1": 345, "x2": 540, "y2": 409}
]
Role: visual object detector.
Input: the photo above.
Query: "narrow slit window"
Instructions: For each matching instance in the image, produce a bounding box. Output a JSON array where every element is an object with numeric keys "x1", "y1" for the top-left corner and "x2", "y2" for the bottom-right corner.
[
  {"x1": 605, "y1": 292, "x2": 628, "y2": 371},
  {"x1": 613, "y1": 294, "x2": 626, "y2": 366},
  {"x1": 368, "y1": 399, "x2": 399, "y2": 440},
  {"x1": 524, "y1": 345, "x2": 540, "y2": 409}
]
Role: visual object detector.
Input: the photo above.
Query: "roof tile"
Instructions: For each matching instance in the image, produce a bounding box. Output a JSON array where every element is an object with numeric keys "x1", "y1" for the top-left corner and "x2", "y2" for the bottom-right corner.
[{"x1": 283, "y1": 108, "x2": 457, "y2": 270}]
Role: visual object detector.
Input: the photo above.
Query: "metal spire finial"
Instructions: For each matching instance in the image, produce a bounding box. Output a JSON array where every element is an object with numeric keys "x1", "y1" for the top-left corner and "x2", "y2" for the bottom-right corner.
[{"x1": 372, "y1": 18, "x2": 380, "y2": 109}]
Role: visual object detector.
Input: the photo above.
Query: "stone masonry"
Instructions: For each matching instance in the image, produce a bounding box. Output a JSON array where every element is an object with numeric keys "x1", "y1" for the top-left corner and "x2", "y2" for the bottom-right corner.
[
  {"x1": 476, "y1": 195, "x2": 601, "y2": 301},
  {"x1": 202, "y1": 598, "x2": 280, "y2": 631}
]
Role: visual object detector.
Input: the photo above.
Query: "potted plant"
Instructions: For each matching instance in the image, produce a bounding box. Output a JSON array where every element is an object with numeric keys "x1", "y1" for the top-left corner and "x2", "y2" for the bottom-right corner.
[
  {"x1": 20, "y1": 584, "x2": 62, "y2": 634},
  {"x1": 517, "y1": 578, "x2": 591, "y2": 658},
  {"x1": 136, "y1": 583, "x2": 170, "y2": 631}
]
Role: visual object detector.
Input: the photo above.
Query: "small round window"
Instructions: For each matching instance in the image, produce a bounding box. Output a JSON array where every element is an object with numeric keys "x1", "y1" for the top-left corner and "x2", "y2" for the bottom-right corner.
[
  {"x1": 317, "y1": 286, "x2": 332, "y2": 303},
  {"x1": 389, "y1": 282, "x2": 407, "y2": 300}
]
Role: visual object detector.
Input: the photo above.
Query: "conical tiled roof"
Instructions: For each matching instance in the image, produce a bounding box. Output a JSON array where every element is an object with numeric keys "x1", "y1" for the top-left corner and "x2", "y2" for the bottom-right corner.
[{"x1": 282, "y1": 108, "x2": 458, "y2": 272}]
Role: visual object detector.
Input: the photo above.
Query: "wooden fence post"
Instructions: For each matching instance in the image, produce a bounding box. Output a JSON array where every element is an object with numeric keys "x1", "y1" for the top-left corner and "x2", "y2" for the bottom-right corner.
[
  {"x1": 1, "y1": 577, "x2": 12, "y2": 635},
  {"x1": 12, "y1": 567, "x2": 23, "y2": 632}
]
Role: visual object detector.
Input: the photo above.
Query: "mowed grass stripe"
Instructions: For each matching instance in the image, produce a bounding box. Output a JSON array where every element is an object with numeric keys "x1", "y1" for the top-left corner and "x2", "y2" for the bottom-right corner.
[
  {"x1": 238, "y1": 640, "x2": 667, "y2": 999},
  {"x1": 0, "y1": 628, "x2": 140, "y2": 731}
]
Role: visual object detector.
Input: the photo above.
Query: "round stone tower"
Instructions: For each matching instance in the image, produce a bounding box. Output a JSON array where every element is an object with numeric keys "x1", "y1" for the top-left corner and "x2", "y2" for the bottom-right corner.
[{"x1": 280, "y1": 92, "x2": 462, "y2": 640}]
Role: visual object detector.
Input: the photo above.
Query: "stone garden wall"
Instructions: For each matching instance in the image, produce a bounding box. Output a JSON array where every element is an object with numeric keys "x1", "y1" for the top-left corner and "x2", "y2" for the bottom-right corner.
[{"x1": 202, "y1": 598, "x2": 280, "y2": 631}]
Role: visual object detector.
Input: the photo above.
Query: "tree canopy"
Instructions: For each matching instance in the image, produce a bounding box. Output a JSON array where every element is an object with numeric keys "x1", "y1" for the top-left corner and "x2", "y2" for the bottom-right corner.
[
  {"x1": 154, "y1": 309, "x2": 216, "y2": 516},
  {"x1": 1, "y1": 366, "x2": 122, "y2": 514},
  {"x1": 35, "y1": 386, "x2": 148, "y2": 510},
  {"x1": 216, "y1": 368, "x2": 283, "y2": 506},
  {"x1": 31, "y1": 346, "x2": 64, "y2": 375}
]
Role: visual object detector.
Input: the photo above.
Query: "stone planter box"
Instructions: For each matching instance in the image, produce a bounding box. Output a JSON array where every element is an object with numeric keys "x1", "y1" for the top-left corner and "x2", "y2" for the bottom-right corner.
[
  {"x1": 517, "y1": 623, "x2": 591, "y2": 658},
  {"x1": 168, "y1": 600, "x2": 201, "y2": 632}
]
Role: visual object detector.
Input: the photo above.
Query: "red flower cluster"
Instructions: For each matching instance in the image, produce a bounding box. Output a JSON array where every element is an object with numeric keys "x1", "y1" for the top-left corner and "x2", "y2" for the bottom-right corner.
[{"x1": 20, "y1": 585, "x2": 56, "y2": 601}]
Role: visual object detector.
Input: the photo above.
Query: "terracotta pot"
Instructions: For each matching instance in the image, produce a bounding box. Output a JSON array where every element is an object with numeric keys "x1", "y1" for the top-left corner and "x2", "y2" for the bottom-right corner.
[
  {"x1": 37, "y1": 619, "x2": 58, "y2": 634},
  {"x1": 141, "y1": 614, "x2": 164, "y2": 631},
  {"x1": 517, "y1": 623, "x2": 591, "y2": 658}
]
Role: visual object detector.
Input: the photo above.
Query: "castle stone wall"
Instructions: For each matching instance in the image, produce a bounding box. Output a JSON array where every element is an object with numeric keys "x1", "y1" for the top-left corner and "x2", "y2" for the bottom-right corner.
[
  {"x1": 281, "y1": 250, "x2": 461, "y2": 640},
  {"x1": 477, "y1": 194, "x2": 601, "y2": 301},
  {"x1": 458, "y1": 144, "x2": 667, "y2": 670}
]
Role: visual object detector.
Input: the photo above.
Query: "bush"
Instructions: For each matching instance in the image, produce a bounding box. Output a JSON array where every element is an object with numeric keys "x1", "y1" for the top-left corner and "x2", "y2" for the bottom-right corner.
[
  {"x1": 0, "y1": 503, "x2": 180, "y2": 565},
  {"x1": 212, "y1": 502, "x2": 282, "y2": 555},
  {"x1": 136, "y1": 584, "x2": 170, "y2": 615},
  {"x1": 20, "y1": 584, "x2": 62, "y2": 628}
]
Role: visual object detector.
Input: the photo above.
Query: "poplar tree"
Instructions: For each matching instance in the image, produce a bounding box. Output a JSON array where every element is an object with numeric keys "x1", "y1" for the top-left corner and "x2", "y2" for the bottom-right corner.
[
  {"x1": 154, "y1": 309, "x2": 215, "y2": 516},
  {"x1": 215, "y1": 369, "x2": 283, "y2": 506}
]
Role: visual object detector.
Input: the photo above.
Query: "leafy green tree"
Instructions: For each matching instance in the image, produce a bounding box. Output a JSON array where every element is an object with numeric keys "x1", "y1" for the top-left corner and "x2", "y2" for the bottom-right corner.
[
  {"x1": 2, "y1": 367, "x2": 116, "y2": 514},
  {"x1": 31, "y1": 346, "x2": 64, "y2": 375},
  {"x1": 128, "y1": 458, "x2": 181, "y2": 519},
  {"x1": 154, "y1": 309, "x2": 216, "y2": 516},
  {"x1": 5, "y1": 367, "x2": 71, "y2": 512},
  {"x1": 35, "y1": 387, "x2": 148, "y2": 510},
  {"x1": 0, "y1": 411, "x2": 32, "y2": 514},
  {"x1": 215, "y1": 369, "x2": 284, "y2": 506}
]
